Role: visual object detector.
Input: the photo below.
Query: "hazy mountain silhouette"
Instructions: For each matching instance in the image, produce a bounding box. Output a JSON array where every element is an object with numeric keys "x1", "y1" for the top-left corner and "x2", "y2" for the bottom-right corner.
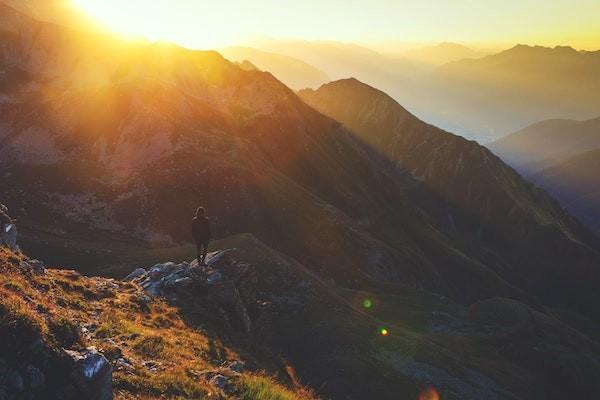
[
  {"x1": 532, "y1": 149, "x2": 600, "y2": 233},
  {"x1": 489, "y1": 116, "x2": 600, "y2": 238},
  {"x1": 413, "y1": 45, "x2": 600, "y2": 141},
  {"x1": 488, "y1": 117, "x2": 600, "y2": 175},
  {"x1": 402, "y1": 42, "x2": 488, "y2": 67},
  {"x1": 218, "y1": 46, "x2": 329, "y2": 90},
  {"x1": 245, "y1": 38, "x2": 419, "y2": 93}
]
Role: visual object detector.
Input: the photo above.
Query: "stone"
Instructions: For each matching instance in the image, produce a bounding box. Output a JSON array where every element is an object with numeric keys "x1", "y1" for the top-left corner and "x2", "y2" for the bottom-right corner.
[
  {"x1": 1, "y1": 223, "x2": 18, "y2": 250},
  {"x1": 125, "y1": 268, "x2": 147, "y2": 281},
  {"x1": 210, "y1": 374, "x2": 229, "y2": 389},
  {"x1": 115, "y1": 358, "x2": 135, "y2": 372},
  {"x1": 65, "y1": 347, "x2": 113, "y2": 400},
  {"x1": 227, "y1": 360, "x2": 245, "y2": 373},
  {"x1": 206, "y1": 271, "x2": 222, "y2": 285},
  {"x1": 19, "y1": 259, "x2": 45, "y2": 274}
]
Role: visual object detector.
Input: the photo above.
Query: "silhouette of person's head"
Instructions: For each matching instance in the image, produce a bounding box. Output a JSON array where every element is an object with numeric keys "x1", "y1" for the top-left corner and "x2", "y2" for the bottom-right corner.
[{"x1": 196, "y1": 207, "x2": 206, "y2": 217}]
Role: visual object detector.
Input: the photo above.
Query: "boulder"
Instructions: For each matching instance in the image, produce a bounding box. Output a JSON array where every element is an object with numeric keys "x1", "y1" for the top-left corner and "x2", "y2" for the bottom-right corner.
[
  {"x1": 64, "y1": 347, "x2": 113, "y2": 400},
  {"x1": 1, "y1": 223, "x2": 18, "y2": 250}
]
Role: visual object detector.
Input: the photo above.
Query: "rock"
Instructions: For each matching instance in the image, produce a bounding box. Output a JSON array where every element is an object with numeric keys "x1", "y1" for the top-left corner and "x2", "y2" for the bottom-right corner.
[
  {"x1": 64, "y1": 347, "x2": 113, "y2": 400},
  {"x1": 207, "y1": 271, "x2": 222, "y2": 285},
  {"x1": 172, "y1": 277, "x2": 193, "y2": 288},
  {"x1": 25, "y1": 365, "x2": 45, "y2": 389},
  {"x1": 125, "y1": 268, "x2": 147, "y2": 281},
  {"x1": 210, "y1": 374, "x2": 229, "y2": 389},
  {"x1": 115, "y1": 358, "x2": 135, "y2": 372},
  {"x1": 19, "y1": 259, "x2": 45, "y2": 274},
  {"x1": 223, "y1": 360, "x2": 245, "y2": 373},
  {"x1": 1, "y1": 222, "x2": 18, "y2": 250}
]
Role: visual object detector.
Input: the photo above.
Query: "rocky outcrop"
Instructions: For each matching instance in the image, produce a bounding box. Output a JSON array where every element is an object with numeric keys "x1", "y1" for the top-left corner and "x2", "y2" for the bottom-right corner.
[
  {"x1": 64, "y1": 348, "x2": 113, "y2": 400},
  {"x1": 127, "y1": 250, "x2": 258, "y2": 335},
  {"x1": 0, "y1": 341, "x2": 112, "y2": 400},
  {"x1": 0, "y1": 203, "x2": 17, "y2": 251}
]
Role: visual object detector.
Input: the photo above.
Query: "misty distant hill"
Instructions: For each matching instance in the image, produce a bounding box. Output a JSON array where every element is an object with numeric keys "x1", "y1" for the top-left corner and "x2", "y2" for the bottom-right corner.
[
  {"x1": 219, "y1": 46, "x2": 329, "y2": 90},
  {"x1": 402, "y1": 42, "x2": 488, "y2": 67},
  {"x1": 488, "y1": 117, "x2": 600, "y2": 234},
  {"x1": 533, "y1": 149, "x2": 600, "y2": 233},
  {"x1": 414, "y1": 45, "x2": 600, "y2": 141},
  {"x1": 488, "y1": 117, "x2": 600, "y2": 175},
  {"x1": 245, "y1": 38, "x2": 420, "y2": 96}
]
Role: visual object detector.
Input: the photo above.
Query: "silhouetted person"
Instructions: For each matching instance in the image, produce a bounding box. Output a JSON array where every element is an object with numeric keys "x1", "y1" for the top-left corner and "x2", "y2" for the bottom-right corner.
[{"x1": 192, "y1": 207, "x2": 211, "y2": 266}]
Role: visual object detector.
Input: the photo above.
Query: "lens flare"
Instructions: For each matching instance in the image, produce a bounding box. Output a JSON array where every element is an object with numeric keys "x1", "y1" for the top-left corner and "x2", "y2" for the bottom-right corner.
[
  {"x1": 363, "y1": 299, "x2": 373, "y2": 309},
  {"x1": 418, "y1": 387, "x2": 440, "y2": 400},
  {"x1": 380, "y1": 328, "x2": 389, "y2": 336}
]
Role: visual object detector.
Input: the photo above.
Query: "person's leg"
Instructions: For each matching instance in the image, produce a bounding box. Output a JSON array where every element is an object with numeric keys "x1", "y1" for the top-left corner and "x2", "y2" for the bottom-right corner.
[
  {"x1": 196, "y1": 243, "x2": 202, "y2": 266},
  {"x1": 201, "y1": 243, "x2": 208, "y2": 265}
]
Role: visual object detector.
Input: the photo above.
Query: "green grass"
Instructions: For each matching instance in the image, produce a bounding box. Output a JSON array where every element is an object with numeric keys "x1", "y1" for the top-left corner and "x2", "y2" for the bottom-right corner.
[{"x1": 239, "y1": 375, "x2": 304, "y2": 400}]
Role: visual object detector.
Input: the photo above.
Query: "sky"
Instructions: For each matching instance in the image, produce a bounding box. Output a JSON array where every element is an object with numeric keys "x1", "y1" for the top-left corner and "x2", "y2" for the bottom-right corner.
[{"x1": 71, "y1": 0, "x2": 600, "y2": 50}]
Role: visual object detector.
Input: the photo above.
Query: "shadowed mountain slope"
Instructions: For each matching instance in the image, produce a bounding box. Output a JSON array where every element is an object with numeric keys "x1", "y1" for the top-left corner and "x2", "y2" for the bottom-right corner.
[
  {"x1": 532, "y1": 149, "x2": 600, "y2": 234},
  {"x1": 300, "y1": 78, "x2": 600, "y2": 317}
]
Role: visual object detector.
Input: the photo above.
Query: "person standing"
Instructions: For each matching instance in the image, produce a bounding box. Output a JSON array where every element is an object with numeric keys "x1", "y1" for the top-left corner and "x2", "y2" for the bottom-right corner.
[{"x1": 192, "y1": 207, "x2": 211, "y2": 266}]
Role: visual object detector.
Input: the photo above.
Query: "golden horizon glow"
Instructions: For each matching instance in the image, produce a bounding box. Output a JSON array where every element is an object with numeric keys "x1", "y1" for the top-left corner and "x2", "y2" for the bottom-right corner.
[{"x1": 71, "y1": 0, "x2": 600, "y2": 51}]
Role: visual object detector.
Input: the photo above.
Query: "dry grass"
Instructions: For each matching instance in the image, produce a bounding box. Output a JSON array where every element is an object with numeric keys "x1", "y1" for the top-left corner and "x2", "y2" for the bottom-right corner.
[
  {"x1": 239, "y1": 374, "x2": 314, "y2": 400},
  {"x1": 0, "y1": 246, "x2": 317, "y2": 400}
]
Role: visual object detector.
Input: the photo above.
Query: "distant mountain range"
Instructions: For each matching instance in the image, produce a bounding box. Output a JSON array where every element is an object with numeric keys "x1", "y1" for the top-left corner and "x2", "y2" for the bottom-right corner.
[
  {"x1": 489, "y1": 117, "x2": 600, "y2": 174},
  {"x1": 218, "y1": 46, "x2": 329, "y2": 90},
  {"x1": 242, "y1": 40, "x2": 600, "y2": 142},
  {"x1": 415, "y1": 45, "x2": 600, "y2": 141},
  {"x1": 489, "y1": 117, "x2": 600, "y2": 233},
  {"x1": 533, "y1": 149, "x2": 600, "y2": 233},
  {"x1": 402, "y1": 42, "x2": 489, "y2": 67}
]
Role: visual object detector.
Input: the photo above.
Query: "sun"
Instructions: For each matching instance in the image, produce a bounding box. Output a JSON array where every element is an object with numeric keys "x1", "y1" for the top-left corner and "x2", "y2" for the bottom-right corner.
[
  {"x1": 69, "y1": 0, "x2": 236, "y2": 49},
  {"x1": 71, "y1": 0, "x2": 163, "y2": 41}
]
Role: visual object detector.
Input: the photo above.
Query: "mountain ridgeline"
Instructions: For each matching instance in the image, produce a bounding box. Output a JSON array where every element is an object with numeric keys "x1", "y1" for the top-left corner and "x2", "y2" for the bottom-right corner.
[
  {"x1": 2, "y1": 2, "x2": 600, "y2": 399},
  {"x1": 488, "y1": 117, "x2": 600, "y2": 234},
  {"x1": 299, "y1": 78, "x2": 600, "y2": 316}
]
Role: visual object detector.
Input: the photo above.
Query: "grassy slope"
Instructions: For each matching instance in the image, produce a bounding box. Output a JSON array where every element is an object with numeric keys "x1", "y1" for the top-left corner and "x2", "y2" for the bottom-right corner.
[{"x1": 0, "y1": 246, "x2": 313, "y2": 400}]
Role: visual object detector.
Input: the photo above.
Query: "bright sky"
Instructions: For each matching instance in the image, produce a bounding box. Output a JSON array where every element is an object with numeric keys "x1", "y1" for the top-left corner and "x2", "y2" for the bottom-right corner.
[{"x1": 71, "y1": 0, "x2": 600, "y2": 50}]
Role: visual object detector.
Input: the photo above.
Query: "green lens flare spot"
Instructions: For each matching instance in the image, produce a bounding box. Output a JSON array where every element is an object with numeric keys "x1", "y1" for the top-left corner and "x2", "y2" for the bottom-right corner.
[
  {"x1": 380, "y1": 328, "x2": 389, "y2": 336},
  {"x1": 363, "y1": 299, "x2": 373, "y2": 309}
]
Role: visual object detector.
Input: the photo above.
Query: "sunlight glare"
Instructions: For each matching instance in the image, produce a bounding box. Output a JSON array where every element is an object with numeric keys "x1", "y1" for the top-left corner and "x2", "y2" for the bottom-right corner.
[{"x1": 70, "y1": 0, "x2": 234, "y2": 48}]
